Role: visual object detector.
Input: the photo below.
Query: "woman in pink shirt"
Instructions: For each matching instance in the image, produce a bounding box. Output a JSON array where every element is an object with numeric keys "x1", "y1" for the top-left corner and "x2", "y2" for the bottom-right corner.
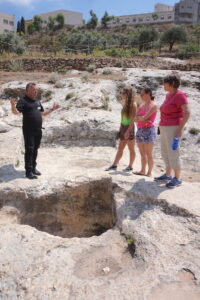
[
  {"x1": 154, "y1": 73, "x2": 190, "y2": 188},
  {"x1": 134, "y1": 87, "x2": 157, "y2": 177}
]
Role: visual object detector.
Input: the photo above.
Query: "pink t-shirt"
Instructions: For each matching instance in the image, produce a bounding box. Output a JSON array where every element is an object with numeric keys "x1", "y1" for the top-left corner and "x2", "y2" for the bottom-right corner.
[
  {"x1": 159, "y1": 90, "x2": 188, "y2": 126},
  {"x1": 137, "y1": 102, "x2": 157, "y2": 128}
]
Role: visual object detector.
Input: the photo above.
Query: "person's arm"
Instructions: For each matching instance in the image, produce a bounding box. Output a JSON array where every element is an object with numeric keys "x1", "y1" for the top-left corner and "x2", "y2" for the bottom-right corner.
[
  {"x1": 10, "y1": 98, "x2": 21, "y2": 115},
  {"x1": 41, "y1": 103, "x2": 60, "y2": 116},
  {"x1": 135, "y1": 104, "x2": 157, "y2": 122},
  {"x1": 175, "y1": 104, "x2": 190, "y2": 137}
]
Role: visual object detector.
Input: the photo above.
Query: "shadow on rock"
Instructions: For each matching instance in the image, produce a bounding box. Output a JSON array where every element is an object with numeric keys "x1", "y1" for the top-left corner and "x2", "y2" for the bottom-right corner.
[{"x1": 0, "y1": 164, "x2": 24, "y2": 182}]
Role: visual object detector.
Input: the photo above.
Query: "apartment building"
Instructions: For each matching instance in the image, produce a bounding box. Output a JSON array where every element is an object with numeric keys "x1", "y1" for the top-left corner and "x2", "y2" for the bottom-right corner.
[
  {"x1": 155, "y1": 3, "x2": 174, "y2": 12},
  {"x1": 35, "y1": 9, "x2": 83, "y2": 26},
  {"x1": 108, "y1": 4, "x2": 174, "y2": 27},
  {"x1": 174, "y1": 0, "x2": 200, "y2": 24},
  {"x1": 0, "y1": 12, "x2": 15, "y2": 34}
]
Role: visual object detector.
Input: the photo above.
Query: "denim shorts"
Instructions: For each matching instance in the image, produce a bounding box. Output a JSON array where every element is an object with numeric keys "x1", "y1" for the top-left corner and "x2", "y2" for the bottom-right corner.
[{"x1": 136, "y1": 126, "x2": 156, "y2": 143}]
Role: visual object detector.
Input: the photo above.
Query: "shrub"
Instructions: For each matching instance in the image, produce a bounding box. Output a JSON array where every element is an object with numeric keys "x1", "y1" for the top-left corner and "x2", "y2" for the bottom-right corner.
[
  {"x1": 189, "y1": 127, "x2": 200, "y2": 135},
  {"x1": 115, "y1": 61, "x2": 123, "y2": 68},
  {"x1": 102, "y1": 68, "x2": 112, "y2": 75},
  {"x1": 81, "y1": 73, "x2": 89, "y2": 82},
  {"x1": 65, "y1": 92, "x2": 75, "y2": 100},
  {"x1": 176, "y1": 43, "x2": 200, "y2": 60},
  {"x1": 0, "y1": 33, "x2": 25, "y2": 55},
  {"x1": 102, "y1": 95, "x2": 109, "y2": 110},
  {"x1": 48, "y1": 72, "x2": 59, "y2": 84},
  {"x1": 87, "y1": 64, "x2": 96, "y2": 72},
  {"x1": 8, "y1": 60, "x2": 24, "y2": 71},
  {"x1": 56, "y1": 67, "x2": 69, "y2": 73},
  {"x1": 54, "y1": 80, "x2": 65, "y2": 88},
  {"x1": 43, "y1": 90, "x2": 52, "y2": 101}
]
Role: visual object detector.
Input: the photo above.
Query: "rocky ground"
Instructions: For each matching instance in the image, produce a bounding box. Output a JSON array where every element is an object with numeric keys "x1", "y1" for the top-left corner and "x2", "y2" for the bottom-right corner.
[{"x1": 0, "y1": 65, "x2": 200, "y2": 300}]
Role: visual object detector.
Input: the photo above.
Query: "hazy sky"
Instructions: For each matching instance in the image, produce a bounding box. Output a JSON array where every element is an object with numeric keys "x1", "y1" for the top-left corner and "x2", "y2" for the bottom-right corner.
[{"x1": 0, "y1": 0, "x2": 178, "y2": 21}]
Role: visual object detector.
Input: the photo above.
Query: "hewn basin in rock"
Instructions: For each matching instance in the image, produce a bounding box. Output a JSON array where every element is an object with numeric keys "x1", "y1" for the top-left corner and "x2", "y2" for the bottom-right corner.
[{"x1": 11, "y1": 179, "x2": 116, "y2": 238}]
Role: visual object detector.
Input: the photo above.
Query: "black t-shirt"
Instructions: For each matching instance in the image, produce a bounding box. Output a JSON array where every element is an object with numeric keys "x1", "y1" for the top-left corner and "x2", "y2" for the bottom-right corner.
[{"x1": 16, "y1": 95, "x2": 44, "y2": 132}]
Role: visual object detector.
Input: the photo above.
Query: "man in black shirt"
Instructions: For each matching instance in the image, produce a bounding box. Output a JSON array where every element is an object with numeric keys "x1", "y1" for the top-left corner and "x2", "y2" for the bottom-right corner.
[{"x1": 10, "y1": 82, "x2": 60, "y2": 179}]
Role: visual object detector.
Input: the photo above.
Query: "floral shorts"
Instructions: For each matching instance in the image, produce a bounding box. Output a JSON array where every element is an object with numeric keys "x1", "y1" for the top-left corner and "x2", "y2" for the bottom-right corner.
[{"x1": 136, "y1": 126, "x2": 156, "y2": 144}]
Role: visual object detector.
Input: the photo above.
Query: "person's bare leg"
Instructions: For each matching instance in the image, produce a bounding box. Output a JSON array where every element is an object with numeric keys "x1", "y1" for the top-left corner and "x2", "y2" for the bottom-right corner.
[
  {"x1": 166, "y1": 167, "x2": 172, "y2": 176},
  {"x1": 113, "y1": 140, "x2": 127, "y2": 166},
  {"x1": 174, "y1": 168, "x2": 181, "y2": 179},
  {"x1": 135, "y1": 142, "x2": 146, "y2": 175},
  {"x1": 145, "y1": 142, "x2": 154, "y2": 177},
  {"x1": 127, "y1": 139, "x2": 136, "y2": 168}
]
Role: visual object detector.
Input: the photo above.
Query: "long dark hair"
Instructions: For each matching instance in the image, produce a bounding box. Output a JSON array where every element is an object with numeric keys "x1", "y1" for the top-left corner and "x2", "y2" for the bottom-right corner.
[
  {"x1": 121, "y1": 86, "x2": 136, "y2": 118},
  {"x1": 141, "y1": 87, "x2": 154, "y2": 100}
]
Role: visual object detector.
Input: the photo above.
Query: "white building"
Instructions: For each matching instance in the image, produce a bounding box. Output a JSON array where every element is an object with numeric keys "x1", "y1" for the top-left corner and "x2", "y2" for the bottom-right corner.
[
  {"x1": 155, "y1": 3, "x2": 174, "y2": 12},
  {"x1": 36, "y1": 9, "x2": 83, "y2": 27},
  {"x1": 0, "y1": 12, "x2": 15, "y2": 34},
  {"x1": 108, "y1": 4, "x2": 174, "y2": 27}
]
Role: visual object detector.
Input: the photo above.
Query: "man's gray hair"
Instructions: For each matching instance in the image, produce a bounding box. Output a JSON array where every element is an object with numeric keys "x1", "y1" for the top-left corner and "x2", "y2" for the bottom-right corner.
[{"x1": 26, "y1": 82, "x2": 36, "y2": 91}]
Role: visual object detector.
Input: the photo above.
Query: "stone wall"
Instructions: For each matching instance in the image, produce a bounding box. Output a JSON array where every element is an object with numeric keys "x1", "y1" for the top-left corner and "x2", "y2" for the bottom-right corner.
[{"x1": 0, "y1": 57, "x2": 199, "y2": 72}]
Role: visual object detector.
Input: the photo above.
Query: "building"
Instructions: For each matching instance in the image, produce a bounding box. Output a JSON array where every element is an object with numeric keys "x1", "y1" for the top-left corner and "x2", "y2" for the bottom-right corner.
[
  {"x1": 155, "y1": 3, "x2": 174, "y2": 12},
  {"x1": 174, "y1": 0, "x2": 200, "y2": 24},
  {"x1": 35, "y1": 9, "x2": 83, "y2": 27},
  {"x1": 0, "y1": 12, "x2": 15, "y2": 34},
  {"x1": 108, "y1": 4, "x2": 174, "y2": 27}
]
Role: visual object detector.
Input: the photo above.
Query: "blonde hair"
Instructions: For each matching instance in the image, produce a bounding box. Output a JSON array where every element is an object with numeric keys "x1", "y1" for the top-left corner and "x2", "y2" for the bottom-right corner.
[{"x1": 121, "y1": 86, "x2": 136, "y2": 118}]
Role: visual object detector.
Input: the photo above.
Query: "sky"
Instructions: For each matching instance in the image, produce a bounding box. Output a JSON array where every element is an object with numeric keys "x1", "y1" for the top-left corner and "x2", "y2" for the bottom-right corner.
[{"x1": 0, "y1": 0, "x2": 179, "y2": 22}]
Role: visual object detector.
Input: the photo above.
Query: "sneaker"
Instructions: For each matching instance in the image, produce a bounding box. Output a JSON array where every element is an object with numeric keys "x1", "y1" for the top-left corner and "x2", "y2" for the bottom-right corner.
[
  {"x1": 33, "y1": 168, "x2": 42, "y2": 176},
  {"x1": 154, "y1": 174, "x2": 172, "y2": 182},
  {"x1": 124, "y1": 166, "x2": 133, "y2": 171},
  {"x1": 166, "y1": 177, "x2": 182, "y2": 189},
  {"x1": 105, "y1": 165, "x2": 117, "y2": 171}
]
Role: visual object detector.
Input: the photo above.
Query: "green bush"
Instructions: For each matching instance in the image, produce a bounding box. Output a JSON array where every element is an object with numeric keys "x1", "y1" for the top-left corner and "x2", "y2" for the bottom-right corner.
[
  {"x1": 65, "y1": 92, "x2": 75, "y2": 100},
  {"x1": 176, "y1": 43, "x2": 200, "y2": 59},
  {"x1": 8, "y1": 60, "x2": 24, "y2": 71},
  {"x1": 102, "y1": 68, "x2": 112, "y2": 75},
  {"x1": 0, "y1": 33, "x2": 25, "y2": 55},
  {"x1": 189, "y1": 127, "x2": 200, "y2": 135},
  {"x1": 87, "y1": 64, "x2": 96, "y2": 72}
]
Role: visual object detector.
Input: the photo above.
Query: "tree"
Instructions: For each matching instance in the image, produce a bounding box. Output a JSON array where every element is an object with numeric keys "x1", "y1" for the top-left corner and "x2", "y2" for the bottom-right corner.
[
  {"x1": 56, "y1": 14, "x2": 65, "y2": 29},
  {"x1": 87, "y1": 10, "x2": 98, "y2": 29},
  {"x1": 47, "y1": 16, "x2": 56, "y2": 30},
  {"x1": 0, "y1": 33, "x2": 25, "y2": 54},
  {"x1": 17, "y1": 21, "x2": 21, "y2": 35},
  {"x1": 138, "y1": 28, "x2": 158, "y2": 52},
  {"x1": 162, "y1": 26, "x2": 187, "y2": 51},
  {"x1": 193, "y1": 23, "x2": 200, "y2": 46},
  {"x1": 33, "y1": 15, "x2": 43, "y2": 32},
  {"x1": 101, "y1": 11, "x2": 114, "y2": 29},
  {"x1": 21, "y1": 17, "x2": 25, "y2": 34},
  {"x1": 27, "y1": 23, "x2": 35, "y2": 35},
  {"x1": 152, "y1": 14, "x2": 159, "y2": 21}
]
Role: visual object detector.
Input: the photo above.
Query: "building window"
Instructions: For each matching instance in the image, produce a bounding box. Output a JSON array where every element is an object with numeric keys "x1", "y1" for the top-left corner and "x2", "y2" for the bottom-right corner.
[
  {"x1": 168, "y1": 15, "x2": 172, "y2": 19},
  {"x1": 181, "y1": 6, "x2": 184, "y2": 8},
  {"x1": 146, "y1": 17, "x2": 150, "y2": 21},
  {"x1": 3, "y1": 19, "x2": 8, "y2": 24},
  {"x1": 132, "y1": 18, "x2": 136, "y2": 22},
  {"x1": 160, "y1": 16, "x2": 165, "y2": 20},
  {"x1": 139, "y1": 18, "x2": 143, "y2": 22},
  {"x1": 9, "y1": 21, "x2": 14, "y2": 26},
  {"x1": 4, "y1": 29, "x2": 9, "y2": 32},
  {"x1": 126, "y1": 20, "x2": 130, "y2": 23}
]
